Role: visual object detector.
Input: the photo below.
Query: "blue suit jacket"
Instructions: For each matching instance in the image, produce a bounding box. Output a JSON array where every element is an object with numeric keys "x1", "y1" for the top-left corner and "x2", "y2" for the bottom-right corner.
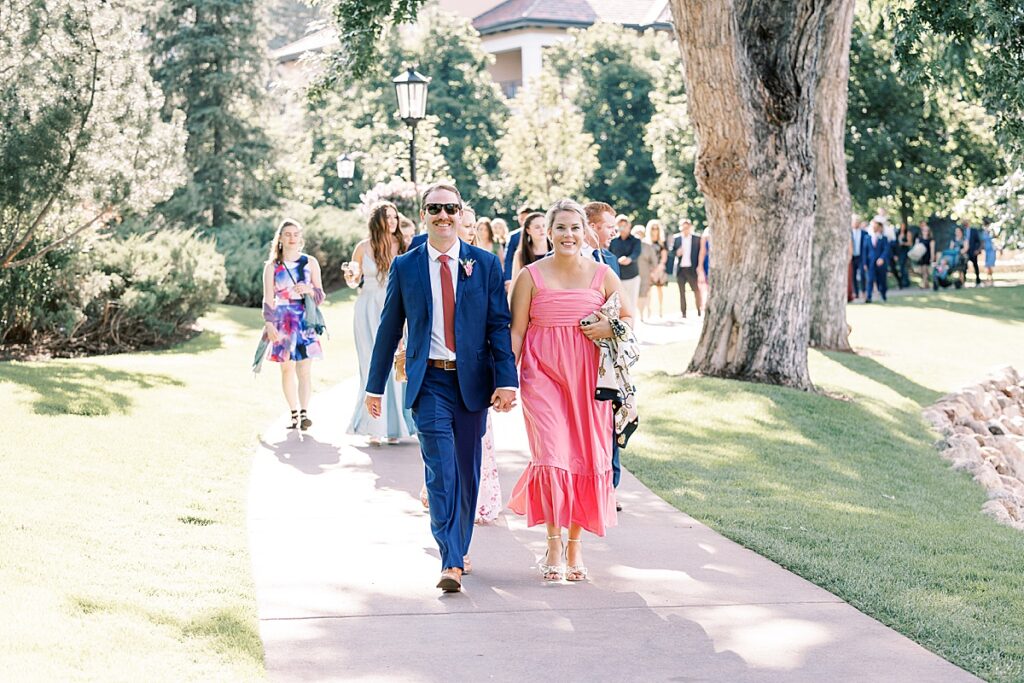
[
  {"x1": 503, "y1": 229, "x2": 522, "y2": 281},
  {"x1": 593, "y1": 247, "x2": 620, "y2": 276},
  {"x1": 409, "y1": 232, "x2": 427, "y2": 250},
  {"x1": 864, "y1": 234, "x2": 891, "y2": 268},
  {"x1": 366, "y1": 240, "x2": 518, "y2": 412}
]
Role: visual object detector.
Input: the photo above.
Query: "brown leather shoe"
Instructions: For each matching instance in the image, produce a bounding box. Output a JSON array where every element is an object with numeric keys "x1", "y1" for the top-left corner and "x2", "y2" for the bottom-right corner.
[
  {"x1": 462, "y1": 556, "x2": 472, "y2": 575},
  {"x1": 437, "y1": 568, "x2": 462, "y2": 593}
]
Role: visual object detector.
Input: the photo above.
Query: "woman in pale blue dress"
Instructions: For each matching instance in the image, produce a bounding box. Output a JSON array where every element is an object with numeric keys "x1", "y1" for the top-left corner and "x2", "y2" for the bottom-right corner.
[
  {"x1": 982, "y1": 224, "x2": 997, "y2": 286},
  {"x1": 346, "y1": 201, "x2": 416, "y2": 444}
]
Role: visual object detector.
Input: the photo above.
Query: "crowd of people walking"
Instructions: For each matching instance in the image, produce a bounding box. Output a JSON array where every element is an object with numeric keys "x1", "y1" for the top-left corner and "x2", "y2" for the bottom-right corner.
[
  {"x1": 850, "y1": 210, "x2": 1000, "y2": 302},
  {"x1": 256, "y1": 189, "x2": 1010, "y2": 594}
]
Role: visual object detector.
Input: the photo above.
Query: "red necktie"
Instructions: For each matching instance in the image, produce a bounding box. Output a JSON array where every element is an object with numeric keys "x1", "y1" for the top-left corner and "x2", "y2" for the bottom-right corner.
[{"x1": 438, "y1": 255, "x2": 456, "y2": 353}]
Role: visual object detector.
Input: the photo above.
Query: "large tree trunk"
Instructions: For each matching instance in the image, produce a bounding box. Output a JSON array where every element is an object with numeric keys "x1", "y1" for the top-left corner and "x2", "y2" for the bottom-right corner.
[
  {"x1": 809, "y1": 0, "x2": 855, "y2": 351},
  {"x1": 671, "y1": 0, "x2": 825, "y2": 390}
]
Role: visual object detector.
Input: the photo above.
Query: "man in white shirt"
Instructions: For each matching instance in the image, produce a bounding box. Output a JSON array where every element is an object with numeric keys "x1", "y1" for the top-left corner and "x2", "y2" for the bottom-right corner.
[{"x1": 671, "y1": 218, "x2": 703, "y2": 318}]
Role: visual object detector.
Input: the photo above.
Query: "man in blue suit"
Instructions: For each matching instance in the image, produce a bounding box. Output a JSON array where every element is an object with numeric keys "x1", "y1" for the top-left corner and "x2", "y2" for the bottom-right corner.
[
  {"x1": 583, "y1": 201, "x2": 624, "y2": 509},
  {"x1": 864, "y1": 220, "x2": 891, "y2": 303},
  {"x1": 365, "y1": 183, "x2": 518, "y2": 593},
  {"x1": 502, "y1": 205, "x2": 533, "y2": 286}
]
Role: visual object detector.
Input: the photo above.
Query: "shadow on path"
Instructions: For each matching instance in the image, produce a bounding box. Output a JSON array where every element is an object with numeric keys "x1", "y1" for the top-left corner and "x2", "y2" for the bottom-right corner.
[{"x1": 260, "y1": 432, "x2": 343, "y2": 475}]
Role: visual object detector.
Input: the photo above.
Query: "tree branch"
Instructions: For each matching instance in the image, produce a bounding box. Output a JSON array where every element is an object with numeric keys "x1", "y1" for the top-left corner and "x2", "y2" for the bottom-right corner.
[
  {"x1": 0, "y1": 12, "x2": 100, "y2": 268},
  {"x1": 2, "y1": 206, "x2": 110, "y2": 269}
]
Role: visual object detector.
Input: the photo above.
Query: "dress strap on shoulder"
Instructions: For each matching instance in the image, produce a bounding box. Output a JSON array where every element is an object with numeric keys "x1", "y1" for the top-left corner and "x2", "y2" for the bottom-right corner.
[
  {"x1": 526, "y1": 263, "x2": 545, "y2": 289},
  {"x1": 590, "y1": 263, "x2": 609, "y2": 290}
]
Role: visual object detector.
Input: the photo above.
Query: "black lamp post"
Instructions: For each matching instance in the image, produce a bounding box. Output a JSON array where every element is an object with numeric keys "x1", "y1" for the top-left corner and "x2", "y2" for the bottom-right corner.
[
  {"x1": 336, "y1": 152, "x2": 355, "y2": 207},
  {"x1": 392, "y1": 67, "x2": 430, "y2": 192}
]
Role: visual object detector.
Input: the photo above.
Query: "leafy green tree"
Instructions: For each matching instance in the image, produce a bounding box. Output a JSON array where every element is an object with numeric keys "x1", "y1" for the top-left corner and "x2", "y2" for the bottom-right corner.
[
  {"x1": 316, "y1": 0, "x2": 426, "y2": 85},
  {"x1": 310, "y1": 7, "x2": 505, "y2": 214},
  {"x1": 148, "y1": 0, "x2": 283, "y2": 228},
  {"x1": 644, "y1": 37, "x2": 704, "y2": 227},
  {"x1": 306, "y1": 74, "x2": 450, "y2": 209},
  {"x1": 1, "y1": 0, "x2": 186, "y2": 269},
  {"x1": 894, "y1": 1, "x2": 1024, "y2": 155},
  {"x1": 547, "y1": 23, "x2": 659, "y2": 219},
  {"x1": 846, "y1": 15, "x2": 1005, "y2": 223},
  {"x1": 495, "y1": 73, "x2": 599, "y2": 208},
  {"x1": 954, "y1": 169, "x2": 1024, "y2": 249}
]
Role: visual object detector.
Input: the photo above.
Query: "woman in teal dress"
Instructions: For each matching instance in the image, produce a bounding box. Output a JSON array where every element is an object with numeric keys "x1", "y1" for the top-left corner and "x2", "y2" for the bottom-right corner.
[
  {"x1": 345, "y1": 201, "x2": 416, "y2": 444},
  {"x1": 262, "y1": 219, "x2": 325, "y2": 431}
]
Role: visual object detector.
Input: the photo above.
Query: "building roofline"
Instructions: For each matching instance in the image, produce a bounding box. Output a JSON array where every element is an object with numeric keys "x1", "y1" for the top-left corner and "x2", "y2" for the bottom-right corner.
[{"x1": 477, "y1": 17, "x2": 672, "y2": 37}]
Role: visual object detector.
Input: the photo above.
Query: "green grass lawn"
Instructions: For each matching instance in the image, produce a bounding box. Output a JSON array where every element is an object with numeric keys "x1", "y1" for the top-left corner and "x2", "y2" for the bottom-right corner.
[
  {"x1": 0, "y1": 289, "x2": 356, "y2": 681},
  {"x1": 629, "y1": 284, "x2": 1024, "y2": 682},
  {"x1": 3, "y1": 280, "x2": 1023, "y2": 680}
]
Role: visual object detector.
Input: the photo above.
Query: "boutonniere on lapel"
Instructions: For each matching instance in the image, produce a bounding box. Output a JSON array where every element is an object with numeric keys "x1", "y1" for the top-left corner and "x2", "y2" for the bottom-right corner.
[{"x1": 459, "y1": 258, "x2": 476, "y2": 280}]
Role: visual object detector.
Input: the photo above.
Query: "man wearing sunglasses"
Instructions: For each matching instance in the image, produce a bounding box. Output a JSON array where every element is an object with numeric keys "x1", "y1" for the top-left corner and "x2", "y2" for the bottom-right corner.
[{"x1": 365, "y1": 182, "x2": 518, "y2": 593}]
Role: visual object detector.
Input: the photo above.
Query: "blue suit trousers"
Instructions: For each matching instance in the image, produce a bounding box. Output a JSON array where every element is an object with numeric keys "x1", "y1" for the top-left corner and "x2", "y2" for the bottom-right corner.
[
  {"x1": 413, "y1": 367, "x2": 487, "y2": 570},
  {"x1": 866, "y1": 263, "x2": 888, "y2": 301}
]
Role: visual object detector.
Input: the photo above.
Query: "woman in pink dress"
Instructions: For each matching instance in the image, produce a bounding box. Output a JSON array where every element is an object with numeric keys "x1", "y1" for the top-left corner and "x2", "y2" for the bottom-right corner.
[{"x1": 508, "y1": 198, "x2": 633, "y2": 581}]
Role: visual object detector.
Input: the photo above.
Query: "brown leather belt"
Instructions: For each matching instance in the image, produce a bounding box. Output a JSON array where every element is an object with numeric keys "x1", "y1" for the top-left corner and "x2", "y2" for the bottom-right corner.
[{"x1": 427, "y1": 359, "x2": 457, "y2": 371}]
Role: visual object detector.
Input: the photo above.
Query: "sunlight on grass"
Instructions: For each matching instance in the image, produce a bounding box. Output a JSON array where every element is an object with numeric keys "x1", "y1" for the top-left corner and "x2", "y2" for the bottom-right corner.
[
  {"x1": 0, "y1": 290, "x2": 357, "y2": 681},
  {"x1": 630, "y1": 285, "x2": 1024, "y2": 682}
]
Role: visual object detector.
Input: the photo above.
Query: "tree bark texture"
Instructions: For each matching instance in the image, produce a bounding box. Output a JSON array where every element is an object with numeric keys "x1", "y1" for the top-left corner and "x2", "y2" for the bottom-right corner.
[
  {"x1": 670, "y1": 0, "x2": 825, "y2": 389},
  {"x1": 809, "y1": 0, "x2": 855, "y2": 351}
]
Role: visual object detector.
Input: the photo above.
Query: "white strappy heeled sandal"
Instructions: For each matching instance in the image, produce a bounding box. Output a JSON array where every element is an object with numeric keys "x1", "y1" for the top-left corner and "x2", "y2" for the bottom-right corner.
[
  {"x1": 540, "y1": 534, "x2": 565, "y2": 581},
  {"x1": 565, "y1": 538, "x2": 588, "y2": 582}
]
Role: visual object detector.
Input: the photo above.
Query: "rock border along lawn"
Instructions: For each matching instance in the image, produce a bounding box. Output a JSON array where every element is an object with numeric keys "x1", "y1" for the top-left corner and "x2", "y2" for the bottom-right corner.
[{"x1": 925, "y1": 366, "x2": 1024, "y2": 530}]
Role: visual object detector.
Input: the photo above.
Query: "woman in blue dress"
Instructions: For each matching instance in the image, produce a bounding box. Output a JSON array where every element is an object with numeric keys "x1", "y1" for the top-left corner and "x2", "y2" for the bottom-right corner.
[
  {"x1": 346, "y1": 202, "x2": 416, "y2": 444},
  {"x1": 983, "y1": 224, "x2": 997, "y2": 286},
  {"x1": 262, "y1": 219, "x2": 325, "y2": 431}
]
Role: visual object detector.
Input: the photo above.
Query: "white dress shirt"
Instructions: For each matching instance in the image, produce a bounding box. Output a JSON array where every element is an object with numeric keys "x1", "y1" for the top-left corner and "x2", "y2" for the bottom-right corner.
[
  {"x1": 427, "y1": 240, "x2": 460, "y2": 361},
  {"x1": 679, "y1": 234, "x2": 694, "y2": 268}
]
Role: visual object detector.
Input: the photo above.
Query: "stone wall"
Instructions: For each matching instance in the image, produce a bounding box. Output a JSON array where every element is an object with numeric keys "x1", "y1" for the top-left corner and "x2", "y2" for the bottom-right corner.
[{"x1": 923, "y1": 366, "x2": 1024, "y2": 530}]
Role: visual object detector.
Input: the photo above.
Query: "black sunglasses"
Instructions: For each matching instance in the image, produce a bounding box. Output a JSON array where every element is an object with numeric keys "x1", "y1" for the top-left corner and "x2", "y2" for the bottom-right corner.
[{"x1": 425, "y1": 203, "x2": 462, "y2": 216}]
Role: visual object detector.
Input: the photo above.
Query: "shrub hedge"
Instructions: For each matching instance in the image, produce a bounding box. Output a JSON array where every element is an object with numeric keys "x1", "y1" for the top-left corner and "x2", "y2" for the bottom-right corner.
[{"x1": 0, "y1": 229, "x2": 226, "y2": 354}]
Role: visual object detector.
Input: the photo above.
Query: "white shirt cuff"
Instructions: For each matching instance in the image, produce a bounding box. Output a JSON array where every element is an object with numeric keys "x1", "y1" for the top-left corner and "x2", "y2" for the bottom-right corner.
[{"x1": 365, "y1": 392, "x2": 382, "y2": 398}]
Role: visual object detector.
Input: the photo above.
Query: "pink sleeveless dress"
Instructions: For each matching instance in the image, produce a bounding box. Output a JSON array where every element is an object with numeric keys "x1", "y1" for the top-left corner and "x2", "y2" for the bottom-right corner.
[{"x1": 508, "y1": 263, "x2": 617, "y2": 536}]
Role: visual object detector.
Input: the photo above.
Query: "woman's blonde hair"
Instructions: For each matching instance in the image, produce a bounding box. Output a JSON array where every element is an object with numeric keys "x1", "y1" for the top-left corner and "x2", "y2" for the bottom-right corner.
[
  {"x1": 545, "y1": 198, "x2": 587, "y2": 231},
  {"x1": 268, "y1": 219, "x2": 304, "y2": 264},
  {"x1": 646, "y1": 219, "x2": 664, "y2": 245}
]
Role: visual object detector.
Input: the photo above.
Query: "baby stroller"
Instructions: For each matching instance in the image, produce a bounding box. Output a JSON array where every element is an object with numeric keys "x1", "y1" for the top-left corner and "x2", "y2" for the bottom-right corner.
[{"x1": 932, "y1": 248, "x2": 967, "y2": 290}]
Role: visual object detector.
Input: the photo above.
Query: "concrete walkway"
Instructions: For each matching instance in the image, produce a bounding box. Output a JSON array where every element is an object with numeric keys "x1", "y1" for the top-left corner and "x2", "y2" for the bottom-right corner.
[{"x1": 249, "y1": 379, "x2": 978, "y2": 682}]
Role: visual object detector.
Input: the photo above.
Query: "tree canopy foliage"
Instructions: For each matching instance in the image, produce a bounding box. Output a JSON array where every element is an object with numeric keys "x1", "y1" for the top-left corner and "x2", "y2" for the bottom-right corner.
[
  {"x1": 547, "y1": 24, "x2": 660, "y2": 219},
  {"x1": 894, "y1": 0, "x2": 1024, "y2": 155},
  {"x1": 496, "y1": 73, "x2": 599, "y2": 208},
  {"x1": 148, "y1": 0, "x2": 284, "y2": 229},
  {"x1": 310, "y1": 7, "x2": 506, "y2": 215},
  {"x1": 0, "y1": 0, "x2": 186, "y2": 269},
  {"x1": 847, "y1": 13, "x2": 1006, "y2": 222}
]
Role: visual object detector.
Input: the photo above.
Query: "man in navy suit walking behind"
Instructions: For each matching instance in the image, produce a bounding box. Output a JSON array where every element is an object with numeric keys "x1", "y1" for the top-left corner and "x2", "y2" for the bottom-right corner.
[
  {"x1": 864, "y1": 219, "x2": 892, "y2": 303},
  {"x1": 365, "y1": 183, "x2": 518, "y2": 593}
]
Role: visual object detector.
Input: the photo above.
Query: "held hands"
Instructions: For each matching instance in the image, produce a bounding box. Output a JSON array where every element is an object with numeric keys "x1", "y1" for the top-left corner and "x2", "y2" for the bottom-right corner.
[
  {"x1": 618, "y1": 256, "x2": 632, "y2": 266},
  {"x1": 490, "y1": 388, "x2": 517, "y2": 412},
  {"x1": 580, "y1": 312, "x2": 614, "y2": 341},
  {"x1": 876, "y1": 258, "x2": 884, "y2": 266},
  {"x1": 365, "y1": 395, "x2": 382, "y2": 419}
]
